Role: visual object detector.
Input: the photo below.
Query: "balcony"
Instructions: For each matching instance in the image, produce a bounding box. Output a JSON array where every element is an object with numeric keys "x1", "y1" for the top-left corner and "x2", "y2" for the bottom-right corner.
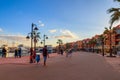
[{"x1": 116, "y1": 39, "x2": 120, "y2": 42}]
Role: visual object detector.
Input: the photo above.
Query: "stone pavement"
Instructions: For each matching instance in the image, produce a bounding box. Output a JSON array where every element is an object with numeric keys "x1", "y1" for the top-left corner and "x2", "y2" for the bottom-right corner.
[
  {"x1": 0, "y1": 56, "x2": 29, "y2": 64},
  {"x1": 0, "y1": 52, "x2": 120, "y2": 80},
  {"x1": 94, "y1": 52, "x2": 120, "y2": 72},
  {"x1": 104, "y1": 56, "x2": 120, "y2": 72}
]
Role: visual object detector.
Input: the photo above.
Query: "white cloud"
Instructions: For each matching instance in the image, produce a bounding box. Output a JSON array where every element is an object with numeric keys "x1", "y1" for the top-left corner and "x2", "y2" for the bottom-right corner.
[
  {"x1": 0, "y1": 28, "x2": 3, "y2": 32},
  {"x1": 40, "y1": 23, "x2": 45, "y2": 27},
  {"x1": 54, "y1": 29, "x2": 79, "y2": 39},
  {"x1": 0, "y1": 34, "x2": 31, "y2": 47},
  {"x1": 38, "y1": 20, "x2": 45, "y2": 27},
  {"x1": 49, "y1": 29, "x2": 57, "y2": 33},
  {"x1": 0, "y1": 34, "x2": 26, "y2": 41},
  {"x1": 60, "y1": 29, "x2": 79, "y2": 39},
  {"x1": 38, "y1": 20, "x2": 42, "y2": 23},
  {"x1": 54, "y1": 35, "x2": 72, "y2": 38}
]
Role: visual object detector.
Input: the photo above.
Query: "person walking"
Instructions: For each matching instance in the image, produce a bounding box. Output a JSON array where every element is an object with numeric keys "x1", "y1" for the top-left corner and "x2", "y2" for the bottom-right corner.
[
  {"x1": 2, "y1": 47, "x2": 7, "y2": 58},
  {"x1": 66, "y1": 48, "x2": 73, "y2": 58},
  {"x1": 14, "y1": 48, "x2": 18, "y2": 58},
  {"x1": 18, "y1": 47, "x2": 22, "y2": 58},
  {"x1": 60, "y1": 48, "x2": 64, "y2": 55},
  {"x1": 42, "y1": 46, "x2": 48, "y2": 66}
]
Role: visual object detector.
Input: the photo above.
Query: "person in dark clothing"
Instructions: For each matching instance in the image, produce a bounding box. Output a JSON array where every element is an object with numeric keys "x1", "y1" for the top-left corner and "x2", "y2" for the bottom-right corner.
[
  {"x1": 43, "y1": 46, "x2": 48, "y2": 66},
  {"x1": 15, "y1": 48, "x2": 18, "y2": 58},
  {"x1": 2, "y1": 47, "x2": 7, "y2": 58},
  {"x1": 60, "y1": 49, "x2": 63, "y2": 55},
  {"x1": 18, "y1": 47, "x2": 22, "y2": 58}
]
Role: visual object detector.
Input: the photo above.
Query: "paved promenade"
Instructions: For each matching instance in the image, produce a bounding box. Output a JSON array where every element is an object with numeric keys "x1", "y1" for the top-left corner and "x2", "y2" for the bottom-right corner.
[
  {"x1": 0, "y1": 52, "x2": 120, "y2": 80},
  {"x1": 104, "y1": 55, "x2": 120, "y2": 72}
]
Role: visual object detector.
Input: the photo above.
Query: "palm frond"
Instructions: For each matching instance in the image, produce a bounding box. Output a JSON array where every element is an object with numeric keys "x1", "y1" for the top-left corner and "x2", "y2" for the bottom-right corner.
[
  {"x1": 110, "y1": 11, "x2": 120, "y2": 25},
  {"x1": 58, "y1": 39, "x2": 63, "y2": 44},
  {"x1": 112, "y1": 27, "x2": 117, "y2": 34},
  {"x1": 114, "y1": 0, "x2": 120, "y2": 2},
  {"x1": 99, "y1": 35, "x2": 105, "y2": 40},
  {"x1": 107, "y1": 8, "x2": 120, "y2": 13},
  {"x1": 105, "y1": 27, "x2": 108, "y2": 30},
  {"x1": 107, "y1": 8, "x2": 120, "y2": 26},
  {"x1": 104, "y1": 27, "x2": 109, "y2": 34}
]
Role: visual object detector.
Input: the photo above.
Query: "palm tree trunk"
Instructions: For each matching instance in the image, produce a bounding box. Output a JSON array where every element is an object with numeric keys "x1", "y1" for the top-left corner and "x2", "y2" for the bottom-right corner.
[
  {"x1": 102, "y1": 41, "x2": 104, "y2": 56},
  {"x1": 109, "y1": 29, "x2": 112, "y2": 57},
  {"x1": 93, "y1": 45, "x2": 94, "y2": 53}
]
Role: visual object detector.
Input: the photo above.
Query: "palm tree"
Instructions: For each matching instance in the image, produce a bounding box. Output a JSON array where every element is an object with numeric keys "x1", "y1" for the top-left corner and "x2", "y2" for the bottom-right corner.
[
  {"x1": 89, "y1": 38, "x2": 97, "y2": 53},
  {"x1": 57, "y1": 39, "x2": 63, "y2": 45},
  {"x1": 112, "y1": 27, "x2": 117, "y2": 54},
  {"x1": 57, "y1": 39, "x2": 63, "y2": 54},
  {"x1": 65, "y1": 43, "x2": 71, "y2": 50},
  {"x1": 107, "y1": 0, "x2": 120, "y2": 56},
  {"x1": 104, "y1": 27, "x2": 117, "y2": 56},
  {"x1": 104, "y1": 27, "x2": 112, "y2": 56},
  {"x1": 98, "y1": 35, "x2": 106, "y2": 56}
]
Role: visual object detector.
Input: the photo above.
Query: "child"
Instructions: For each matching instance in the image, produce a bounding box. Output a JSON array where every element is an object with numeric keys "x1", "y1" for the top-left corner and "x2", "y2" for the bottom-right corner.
[{"x1": 36, "y1": 53, "x2": 40, "y2": 64}]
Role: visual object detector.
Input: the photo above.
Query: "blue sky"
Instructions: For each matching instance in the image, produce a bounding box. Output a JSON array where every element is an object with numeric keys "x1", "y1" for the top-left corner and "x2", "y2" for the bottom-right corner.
[{"x1": 0, "y1": 0, "x2": 119, "y2": 46}]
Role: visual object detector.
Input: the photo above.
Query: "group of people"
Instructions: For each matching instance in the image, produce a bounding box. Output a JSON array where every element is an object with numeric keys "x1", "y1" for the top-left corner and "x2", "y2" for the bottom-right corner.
[
  {"x1": 66, "y1": 48, "x2": 73, "y2": 57},
  {"x1": 58, "y1": 48, "x2": 73, "y2": 57},
  {"x1": 30, "y1": 46, "x2": 49, "y2": 66},
  {"x1": 30, "y1": 46, "x2": 74, "y2": 66},
  {"x1": 1, "y1": 45, "x2": 73, "y2": 66},
  {"x1": 1, "y1": 47, "x2": 22, "y2": 58},
  {"x1": 14, "y1": 47, "x2": 22, "y2": 58}
]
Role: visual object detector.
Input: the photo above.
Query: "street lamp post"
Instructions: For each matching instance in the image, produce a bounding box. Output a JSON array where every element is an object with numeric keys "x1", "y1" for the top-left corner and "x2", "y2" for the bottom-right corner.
[
  {"x1": 41, "y1": 34, "x2": 48, "y2": 47},
  {"x1": 26, "y1": 23, "x2": 40, "y2": 63}
]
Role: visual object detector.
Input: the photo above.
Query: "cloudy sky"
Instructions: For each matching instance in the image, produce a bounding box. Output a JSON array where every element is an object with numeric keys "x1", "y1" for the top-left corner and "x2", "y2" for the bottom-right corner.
[{"x1": 0, "y1": 0, "x2": 119, "y2": 47}]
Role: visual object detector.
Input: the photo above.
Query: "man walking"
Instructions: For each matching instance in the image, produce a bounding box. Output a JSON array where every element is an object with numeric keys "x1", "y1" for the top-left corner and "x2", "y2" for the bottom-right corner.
[{"x1": 43, "y1": 46, "x2": 48, "y2": 66}]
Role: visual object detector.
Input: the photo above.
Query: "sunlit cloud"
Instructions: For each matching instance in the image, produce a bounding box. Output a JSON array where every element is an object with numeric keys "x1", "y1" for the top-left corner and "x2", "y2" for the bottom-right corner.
[
  {"x1": 54, "y1": 29, "x2": 79, "y2": 39},
  {"x1": 60, "y1": 29, "x2": 79, "y2": 39},
  {"x1": 49, "y1": 29, "x2": 57, "y2": 33},
  {"x1": 0, "y1": 35, "x2": 27, "y2": 43},
  {"x1": 0, "y1": 34, "x2": 30, "y2": 47},
  {"x1": 54, "y1": 35, "x2": 72, "y2": 38}
]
